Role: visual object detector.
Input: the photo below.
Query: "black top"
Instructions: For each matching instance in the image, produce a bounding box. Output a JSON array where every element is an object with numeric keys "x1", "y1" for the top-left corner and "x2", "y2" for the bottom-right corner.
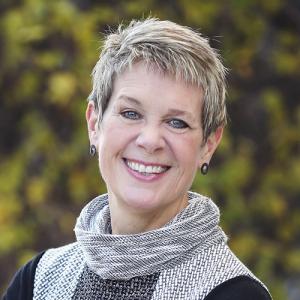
[
  {"x1": 2, "y1": 252, "x2": 44, "y2": 300},
  {"x1": 204, "y1": 275, "x2": 271, "y2": 300},
  {"x1": 2, "y1": 253, "x2": 271, "y2": 300}
]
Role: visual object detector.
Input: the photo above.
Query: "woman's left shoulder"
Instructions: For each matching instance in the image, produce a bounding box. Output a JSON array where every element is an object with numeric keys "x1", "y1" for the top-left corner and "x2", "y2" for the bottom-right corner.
[{"x1": 203, "y1": 275, "x2": 272, "y2": 300}]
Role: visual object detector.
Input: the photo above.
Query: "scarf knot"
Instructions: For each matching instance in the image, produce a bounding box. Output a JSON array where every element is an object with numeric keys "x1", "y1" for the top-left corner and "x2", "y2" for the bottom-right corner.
[{"x1": 74, "y1": 192, "x2": 227, "y2": 280}]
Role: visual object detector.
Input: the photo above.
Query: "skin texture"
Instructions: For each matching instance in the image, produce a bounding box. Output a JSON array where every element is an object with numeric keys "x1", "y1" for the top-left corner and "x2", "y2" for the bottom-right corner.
[{"x1": 87, "y1": 62, "x2": 223, "y2": 234}]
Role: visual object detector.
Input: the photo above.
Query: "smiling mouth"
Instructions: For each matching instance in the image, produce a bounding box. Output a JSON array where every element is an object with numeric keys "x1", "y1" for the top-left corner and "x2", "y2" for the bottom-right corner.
[{"x1": 124, "y1": 159, "x2": 170, "y2": 176}]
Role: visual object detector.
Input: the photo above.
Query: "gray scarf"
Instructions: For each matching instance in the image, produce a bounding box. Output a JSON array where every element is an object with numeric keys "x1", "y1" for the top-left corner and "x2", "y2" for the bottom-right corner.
[{"x1": 74, "y1": 192, "x2": 227, "y2": 280}]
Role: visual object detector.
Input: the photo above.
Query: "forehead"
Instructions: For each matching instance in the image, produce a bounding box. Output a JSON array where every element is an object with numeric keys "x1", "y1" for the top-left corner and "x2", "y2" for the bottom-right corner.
[{"x1": 111, "y1": 62, "x2": 204, "y2": 112}]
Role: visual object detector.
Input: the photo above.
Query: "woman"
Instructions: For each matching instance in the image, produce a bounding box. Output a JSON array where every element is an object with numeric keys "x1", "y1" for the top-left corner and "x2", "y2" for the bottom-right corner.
[{"x1": 3, "y1": 18, "x2": 272, "y2": 300}]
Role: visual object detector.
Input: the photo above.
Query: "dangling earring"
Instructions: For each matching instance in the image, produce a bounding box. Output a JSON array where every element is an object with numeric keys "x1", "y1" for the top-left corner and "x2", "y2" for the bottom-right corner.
[
  {"x1": 200, "y1": 163, "x2": 209, "y2": 175},
  {"x1": 89, "y1": 145, "x2": 97, "y2": 156}
]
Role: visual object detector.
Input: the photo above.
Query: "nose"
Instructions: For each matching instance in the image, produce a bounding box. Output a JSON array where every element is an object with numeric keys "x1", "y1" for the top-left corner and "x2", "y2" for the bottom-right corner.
[{"x1": 135, "y1": 124, "x2": 166, "y2": 154}]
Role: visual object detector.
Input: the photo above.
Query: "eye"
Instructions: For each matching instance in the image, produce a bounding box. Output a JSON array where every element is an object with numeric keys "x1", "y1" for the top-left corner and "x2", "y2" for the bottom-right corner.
[
  {"x1": 167, "y1": 118, "x2": 189, "y2": 129},
  {"x1": 121, "y1": 110, "x2": 141, "y2": 120}
]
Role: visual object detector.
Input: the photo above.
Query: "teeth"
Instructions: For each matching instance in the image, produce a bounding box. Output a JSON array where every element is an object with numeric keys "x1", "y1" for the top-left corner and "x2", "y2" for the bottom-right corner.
[
  {"x1": 139, "y1": 165, "x2": 146, "y2": 173},
  {"x1": 153, "y1": 166, "x2": 159, "y2": 173},
  {"x1": 126, "y1": 160, "x2": 168, "y2": 174},
  {"x1": 145, "y1": 166, "x2": 152, "y2": 173}
]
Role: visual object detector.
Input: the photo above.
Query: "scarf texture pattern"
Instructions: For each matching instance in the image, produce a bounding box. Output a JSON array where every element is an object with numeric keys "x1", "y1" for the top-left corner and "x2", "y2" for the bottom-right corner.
[
  {"x1": 33, "y1": 192, "x2": 271, "y2": 299},
  {"x1": 74, "y1": 192, "x2": 227, "y2": 280}
]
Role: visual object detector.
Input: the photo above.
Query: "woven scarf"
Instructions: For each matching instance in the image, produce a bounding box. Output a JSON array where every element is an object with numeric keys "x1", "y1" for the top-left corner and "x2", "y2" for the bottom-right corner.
[{"x1": 74, "y1": 191, "x2": 227, "y2": 280}]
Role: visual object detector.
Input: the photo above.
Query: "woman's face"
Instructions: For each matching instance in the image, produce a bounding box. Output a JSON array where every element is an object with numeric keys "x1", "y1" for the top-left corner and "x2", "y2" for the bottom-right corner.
[{"x1": 87, "y1": 62, "x2": 222, "y2": 214}]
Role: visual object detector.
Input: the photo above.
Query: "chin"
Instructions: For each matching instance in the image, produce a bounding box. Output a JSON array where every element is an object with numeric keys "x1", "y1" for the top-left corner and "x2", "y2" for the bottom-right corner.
[{"x1": 121, "y1": 189, "x2": 163, "y2": 212}]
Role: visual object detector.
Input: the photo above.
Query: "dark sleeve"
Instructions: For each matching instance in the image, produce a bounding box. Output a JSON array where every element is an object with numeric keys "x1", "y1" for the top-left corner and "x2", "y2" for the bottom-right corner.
[
  {"x1": 1, "y1": 251, "x2": 45, "y2": 300},
  {"x1": 204, "y1": 275, "x2": 272, "y2": 300}
]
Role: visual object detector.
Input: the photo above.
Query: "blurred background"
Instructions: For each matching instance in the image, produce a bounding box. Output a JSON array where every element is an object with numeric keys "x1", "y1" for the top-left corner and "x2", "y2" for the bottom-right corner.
[{"x1": 0, "y1": 0, "x2": 299, "y2": 299}]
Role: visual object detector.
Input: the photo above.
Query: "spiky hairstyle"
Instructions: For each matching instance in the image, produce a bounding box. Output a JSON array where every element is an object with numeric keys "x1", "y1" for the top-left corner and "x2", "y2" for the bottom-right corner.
[{"x1": 89, "y1": 18, "x2": 227, "y2": 141}]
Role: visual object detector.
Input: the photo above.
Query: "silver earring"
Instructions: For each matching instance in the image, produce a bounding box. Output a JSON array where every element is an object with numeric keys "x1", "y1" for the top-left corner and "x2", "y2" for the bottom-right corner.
[
  {"x1": 200, "y1": 163, "x2": 209, "y2": 175},
  {"x1": 89, "y1": 145, "x2": 96, "y2": 156}
]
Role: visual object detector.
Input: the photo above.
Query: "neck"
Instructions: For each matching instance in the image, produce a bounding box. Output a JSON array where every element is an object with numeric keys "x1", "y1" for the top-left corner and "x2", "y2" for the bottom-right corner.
[{"x1": 109, "y1": 194, "x2": 189, "y2": 235}]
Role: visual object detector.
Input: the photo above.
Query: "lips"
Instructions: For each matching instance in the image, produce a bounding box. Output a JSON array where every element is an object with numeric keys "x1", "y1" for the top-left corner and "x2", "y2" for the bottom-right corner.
[{"x1": 124, "y1": 158, "x2": 170, "y2": 175}]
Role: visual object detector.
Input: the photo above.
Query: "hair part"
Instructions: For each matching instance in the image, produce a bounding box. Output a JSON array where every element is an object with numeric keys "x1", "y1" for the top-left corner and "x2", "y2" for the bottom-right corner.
[{"x1": 89, "y1": 17, "x2": 227, "y2": 141}]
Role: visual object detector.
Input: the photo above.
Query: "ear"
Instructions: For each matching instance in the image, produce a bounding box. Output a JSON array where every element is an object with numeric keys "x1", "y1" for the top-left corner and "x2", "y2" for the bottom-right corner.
[
  {"x1": 86, "y1": 101, "x2": 99, "y2": 147},
  {"x1": 198, "y1": 127, "x2": 223, "y2": 168}
]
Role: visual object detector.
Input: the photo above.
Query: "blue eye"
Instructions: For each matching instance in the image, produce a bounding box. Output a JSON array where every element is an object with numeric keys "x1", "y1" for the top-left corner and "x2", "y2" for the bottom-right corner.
[
  {"x1": 121, "y1": 110, "x2": 141, "y2": 120},
  {"x1": 168, "y1": 119, "x2": 189, "y2": 129}
]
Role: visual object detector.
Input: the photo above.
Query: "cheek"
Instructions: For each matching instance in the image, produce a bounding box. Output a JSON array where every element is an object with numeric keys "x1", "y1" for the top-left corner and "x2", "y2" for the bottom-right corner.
[
  {"x1": 171, "y1": 136, "x2": 202, "y2": 167},
  {"x1": 97, "y1": 124, "x2": 134, "y2": 168}
]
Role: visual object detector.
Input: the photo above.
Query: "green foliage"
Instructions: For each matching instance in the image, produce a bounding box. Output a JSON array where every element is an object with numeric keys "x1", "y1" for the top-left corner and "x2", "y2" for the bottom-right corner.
[{"x1": 0, "y1": 1, "x2": 299, "y2": 299}]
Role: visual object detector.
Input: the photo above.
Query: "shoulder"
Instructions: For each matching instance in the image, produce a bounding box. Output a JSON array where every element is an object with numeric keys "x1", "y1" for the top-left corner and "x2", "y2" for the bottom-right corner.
[
  {"x1": 33, "y1": 242, "x2": 85, "y2": 299},
  {"x1": 204, "y1": 275, "x2": 272, "y2": 300},
  {"x1": 184, "y1": 242, "x2": 271, "y2": 299},
  {"x1": 198, "y1": 243, "x2": 272, "y2": 299},
  {"x1": 34, "y1": 242, "x2": 83, "y2": 284},
  {"x1": 1, "y1": 242, "x2": 82, "y2": 300},
  {"x1": 1, "y1": 251, "x2": 45, "y2": 300},
  {"x1": 36, "y1": 242, "x2": 81, "y2": 270}
]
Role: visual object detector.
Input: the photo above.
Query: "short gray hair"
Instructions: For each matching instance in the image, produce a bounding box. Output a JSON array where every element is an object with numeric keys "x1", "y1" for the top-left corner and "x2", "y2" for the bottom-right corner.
[{"x1": 89, "y1": 18, "x2": 227, "y2": 141}]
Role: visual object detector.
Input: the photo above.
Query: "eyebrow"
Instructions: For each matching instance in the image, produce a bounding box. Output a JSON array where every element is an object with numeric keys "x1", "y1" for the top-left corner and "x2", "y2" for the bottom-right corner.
[
  {"x1": 165, "y1": 109, "x2": 195, "y2": 121},
  {"x1": 117, "y1": 95, "x2": 142, "y2": 106},
  {"x1": 117, "y1": 94, "x2": 196, "y2": 121}
]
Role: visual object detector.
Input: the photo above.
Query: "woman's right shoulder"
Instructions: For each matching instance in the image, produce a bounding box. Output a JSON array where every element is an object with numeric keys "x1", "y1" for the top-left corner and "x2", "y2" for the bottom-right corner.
[
  {"x1": 1, "y1": 242, "x2": 81, "y2": 300},
  {"x1": 36, "y1": 242, "x2": 82, "y2": 271},
  {"x1": 33, "y1": 242, "x2": 85, "y2": 299},
  {"x1": 2, "y1": 251, "x2": 45, "y2": 300}
]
